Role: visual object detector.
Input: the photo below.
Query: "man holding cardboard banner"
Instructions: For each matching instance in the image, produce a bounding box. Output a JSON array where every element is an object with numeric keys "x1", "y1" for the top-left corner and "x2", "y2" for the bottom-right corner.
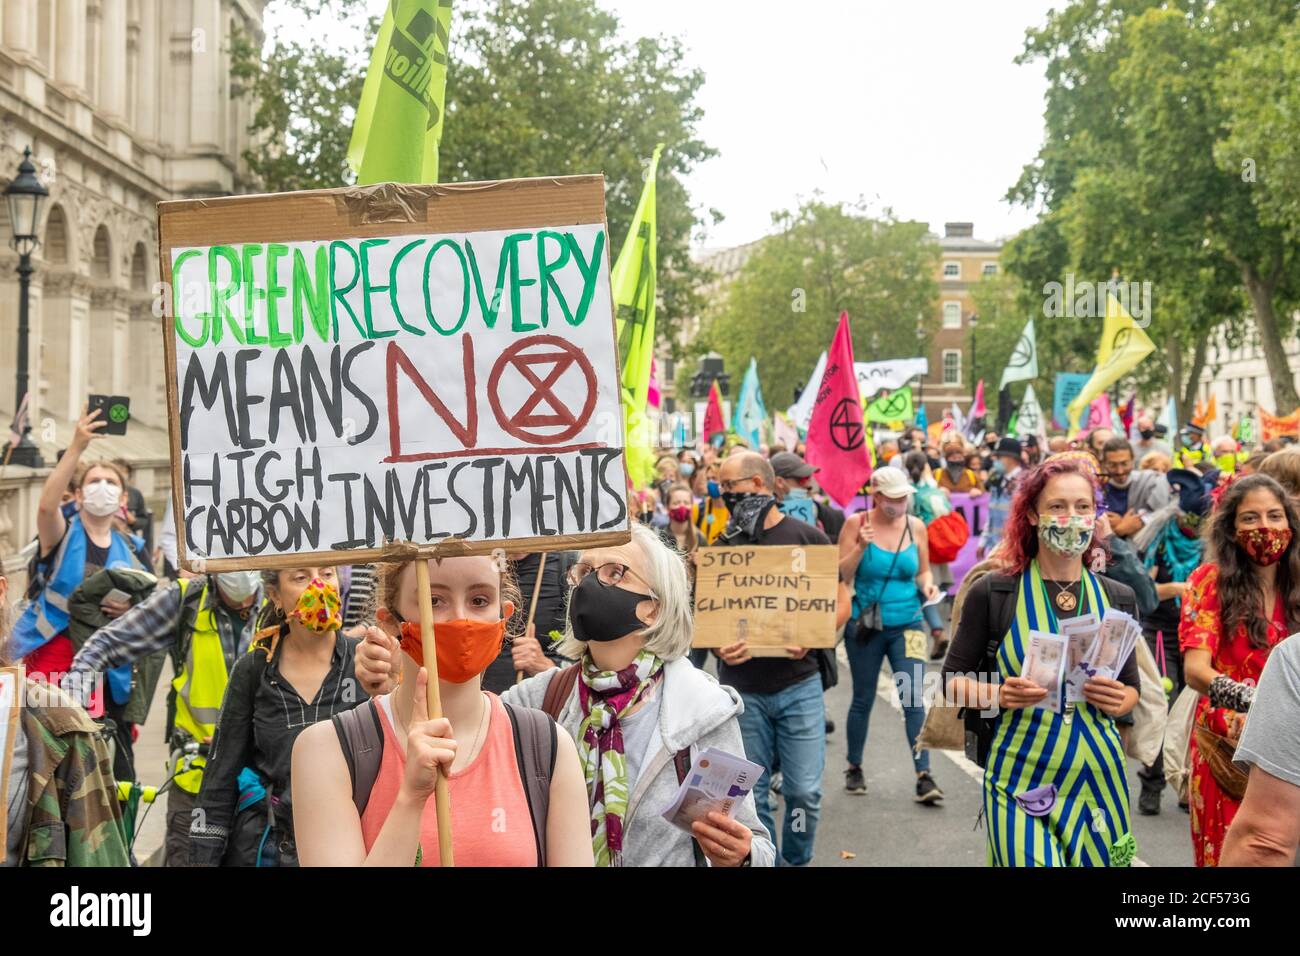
[{"x1": 708, "y1": 451, "x2": 832, "y2": 867}]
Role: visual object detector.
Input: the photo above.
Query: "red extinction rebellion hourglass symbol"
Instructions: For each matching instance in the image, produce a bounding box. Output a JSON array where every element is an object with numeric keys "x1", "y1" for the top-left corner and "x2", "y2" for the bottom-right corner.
[{"x1": 489, "y1": 335, "x2": 598, "y2": 444}]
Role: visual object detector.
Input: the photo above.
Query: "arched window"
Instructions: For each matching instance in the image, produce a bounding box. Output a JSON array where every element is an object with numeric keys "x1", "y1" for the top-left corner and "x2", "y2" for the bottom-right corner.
[
  {"x1": 45, "y1": 206, "x2": 70, "y2": 264},
  {"x1": 92, "y1": 224, "x2": 112, "y2": 279},
  {"x1": 131, "y1": 242, "x2": 149, "y2": 291}
]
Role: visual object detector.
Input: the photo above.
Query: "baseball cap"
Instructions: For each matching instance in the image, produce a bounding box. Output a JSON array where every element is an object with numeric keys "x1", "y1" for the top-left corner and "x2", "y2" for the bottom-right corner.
[{"x1": 771, "y1": 451, "x2": 817, "y2": 479}]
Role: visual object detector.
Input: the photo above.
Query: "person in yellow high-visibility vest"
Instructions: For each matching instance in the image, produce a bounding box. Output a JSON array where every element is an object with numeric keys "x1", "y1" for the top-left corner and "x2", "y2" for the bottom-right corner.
[
  {"x1": 63, "y1": 571, "x2": 262, "y2": 865},
  {"x1": 1173, "y1": 423, "x2": 1209, "y2": 470}
]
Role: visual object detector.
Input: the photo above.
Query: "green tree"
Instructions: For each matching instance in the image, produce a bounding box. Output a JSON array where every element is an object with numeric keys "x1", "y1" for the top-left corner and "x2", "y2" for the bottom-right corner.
[
  {"x1": 1008, "y1": 0, "x2": 1296, "y2": 419},
  {"x1": 698, "y1": 199, "x2": 939, "y2": 411},
  {"x1": 232, "y1": 0, "x2": 717, "y2": 347}
]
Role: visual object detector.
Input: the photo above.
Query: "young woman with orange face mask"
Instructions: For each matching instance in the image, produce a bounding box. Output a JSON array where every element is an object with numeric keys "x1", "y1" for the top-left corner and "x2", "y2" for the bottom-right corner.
[{"x1": 291, "y1": 555, "x2": 592, "y2": 866}]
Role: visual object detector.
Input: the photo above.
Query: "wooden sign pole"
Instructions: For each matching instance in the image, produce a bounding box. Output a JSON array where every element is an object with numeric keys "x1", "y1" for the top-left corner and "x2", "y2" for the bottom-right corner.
[
  {"x1": 415, "y1": 559, "x2": 454, "y2": 867},
  {"x1": 516, "y1": 552, "x2": 548, "y2": 684}
]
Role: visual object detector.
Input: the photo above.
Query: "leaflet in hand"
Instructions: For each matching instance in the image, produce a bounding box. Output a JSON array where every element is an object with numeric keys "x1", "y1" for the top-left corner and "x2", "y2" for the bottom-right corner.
[
  {"x1": 1021, "y1": 630, "x2": 1068, "y2": 714},
  {"x1": 660, "y1": 747, "x2": 764, "y2": 835},
  {"x1": 1060, "y1": 613, "x2": 1099, "y2": 702},
  {"x1": 1085, "y1": 609, "x2": 1141, "y2": 680}
]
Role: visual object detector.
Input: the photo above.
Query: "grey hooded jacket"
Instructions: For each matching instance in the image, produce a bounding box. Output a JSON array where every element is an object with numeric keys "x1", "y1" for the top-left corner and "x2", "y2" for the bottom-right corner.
[{"x1": 502, "y1": 657, "x2": 776, "y2": 867}]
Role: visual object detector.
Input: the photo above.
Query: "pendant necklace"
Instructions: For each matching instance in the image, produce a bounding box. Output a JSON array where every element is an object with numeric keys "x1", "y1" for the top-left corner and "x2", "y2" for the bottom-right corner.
[{"x1": 1047, "y1": 578, "x2": 1078, "y2": 612}]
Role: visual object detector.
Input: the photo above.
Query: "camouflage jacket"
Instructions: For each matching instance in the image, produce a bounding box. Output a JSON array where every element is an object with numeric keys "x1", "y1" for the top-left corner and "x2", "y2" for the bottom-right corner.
[{"x1": 18, "y1": 680, "x2": 130, "y2": 867}]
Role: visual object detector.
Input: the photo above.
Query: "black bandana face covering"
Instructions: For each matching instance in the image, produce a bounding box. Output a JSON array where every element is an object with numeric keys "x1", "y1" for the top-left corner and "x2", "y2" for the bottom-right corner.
[
  {"x1": 569, "y1": 574, "x2": 649, "y2": 643},
  {"x1": 723, "y1": 493, "x2": 776, "y2": 538}
]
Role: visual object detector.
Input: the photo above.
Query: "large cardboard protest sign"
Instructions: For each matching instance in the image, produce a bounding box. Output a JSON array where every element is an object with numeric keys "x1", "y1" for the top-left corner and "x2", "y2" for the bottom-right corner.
[
  {"x1": 693, "y1": 546, "x2": 839, "y2": 652},
  {"x1": 158, "y1": 176, "x2": 631, "y2": 570}
]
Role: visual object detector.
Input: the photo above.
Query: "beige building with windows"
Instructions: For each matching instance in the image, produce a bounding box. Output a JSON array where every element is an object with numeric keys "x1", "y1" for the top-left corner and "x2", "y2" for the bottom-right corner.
[
  {"x1": 920, "y1": 222, "x2": 1002, "y2": 422},
  {"x1": 1, "y1": 0, "x2": 265, "y2": 576}
]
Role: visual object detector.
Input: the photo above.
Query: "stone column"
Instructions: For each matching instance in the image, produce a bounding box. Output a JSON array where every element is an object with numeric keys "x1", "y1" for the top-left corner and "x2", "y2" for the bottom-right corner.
[
  {"x1": 3, "y1": 1, "x2": 37, "y2": 55},
  {"x1": 136, "y1": 0, "x2": 159, "y2": 142},
  {"x1": 88, "y1": 286, "x2": 122, "y2": 397},
  {"x1": 99, "y1": 0, "x2": 128, "y2": 119},
  {"x1": 54, "y1": 0, "x2": 86, "y2": 92},
  {"x1": 188, "y1": 0, "x2": 222, "y2": 150},
  {"x1": 41, "y1": 274, "x2": 92, "y2": 422}
]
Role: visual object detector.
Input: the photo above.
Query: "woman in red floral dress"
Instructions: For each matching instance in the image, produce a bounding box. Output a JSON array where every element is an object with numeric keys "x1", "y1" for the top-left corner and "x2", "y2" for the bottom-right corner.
[{"x1": 1179, "y1": 474, "x2": 1299, "y2": 866}]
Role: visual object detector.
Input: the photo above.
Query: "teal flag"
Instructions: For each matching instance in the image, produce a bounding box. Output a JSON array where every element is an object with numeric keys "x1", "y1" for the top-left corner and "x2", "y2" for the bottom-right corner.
[{"x1": 733, "y1": 357, "x2": 767, "y2": 449}]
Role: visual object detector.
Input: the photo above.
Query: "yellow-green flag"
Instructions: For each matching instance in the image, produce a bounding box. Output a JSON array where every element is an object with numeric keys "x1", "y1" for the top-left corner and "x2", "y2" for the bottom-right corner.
[
  {"x1": 612, "y1": 146, "x2": 664, "y2": 487},
  {"x1": 865, "y1": 386, "x2": 913, "y2": 425},
  {"x1": 348, "y1": 0, "x2": 454, "y2": 185},
  {"x1": 1066, "y1": 293, "x2": 1156, "y2": 426}
]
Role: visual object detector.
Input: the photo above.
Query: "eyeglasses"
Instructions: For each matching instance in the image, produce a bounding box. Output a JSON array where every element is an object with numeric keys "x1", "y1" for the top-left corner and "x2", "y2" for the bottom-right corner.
[
  {"x1": 719, "y1": 477, "x2": 755, "y2": 492},
  {"x1": 568, "y1": 561, "x2": 659, "y2": 600}
]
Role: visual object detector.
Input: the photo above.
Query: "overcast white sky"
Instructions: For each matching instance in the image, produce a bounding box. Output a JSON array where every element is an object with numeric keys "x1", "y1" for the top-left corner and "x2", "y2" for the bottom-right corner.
[{"x1": 273, "y1": 0, "x2": 1059, "y2": 249}]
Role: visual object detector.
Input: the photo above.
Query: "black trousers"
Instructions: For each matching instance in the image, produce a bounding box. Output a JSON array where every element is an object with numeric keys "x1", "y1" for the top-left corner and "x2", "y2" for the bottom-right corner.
[
  {"x1": 102, "y1": 697, "x2": 136, "y2": 784},
  {"x1": 165, "y1": 788, "x2": 196, "y2": 867},
  {"x1": 1138, "y1": 624, "x2": 1184, "y2": 795}
]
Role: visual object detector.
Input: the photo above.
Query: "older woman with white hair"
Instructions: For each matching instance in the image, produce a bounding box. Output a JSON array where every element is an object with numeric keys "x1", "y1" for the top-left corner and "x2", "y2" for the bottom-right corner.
[{"x1": 354, "y1": 524, "x2": 774, "y2": 867}]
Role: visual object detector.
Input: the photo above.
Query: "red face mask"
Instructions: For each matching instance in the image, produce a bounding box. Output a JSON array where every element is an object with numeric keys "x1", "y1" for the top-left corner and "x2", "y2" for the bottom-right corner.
[
  {"x1": 1237, "y1": 527, "x2": 1292, "y2": 566},
  {"x1": 399, "y1": 619, "x2": 506, "y2": 684}
]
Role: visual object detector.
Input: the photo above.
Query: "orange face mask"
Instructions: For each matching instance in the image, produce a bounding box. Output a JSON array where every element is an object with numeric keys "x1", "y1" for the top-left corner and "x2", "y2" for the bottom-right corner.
[{"x1": 399, "y1": 619, "x2": 506, "y2": 684}]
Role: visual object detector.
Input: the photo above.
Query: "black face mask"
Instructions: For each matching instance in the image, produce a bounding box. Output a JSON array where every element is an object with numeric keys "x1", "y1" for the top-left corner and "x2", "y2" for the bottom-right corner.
[
  {"x1": 569, "y1": 574, "x2": 648, "y2": 644},
  {"x1": 1140, "y1": 429, "x2": 1155, "y2": 441},
  {"x1": 928, "y1": 456, "x2": 942, "y2": 472}
]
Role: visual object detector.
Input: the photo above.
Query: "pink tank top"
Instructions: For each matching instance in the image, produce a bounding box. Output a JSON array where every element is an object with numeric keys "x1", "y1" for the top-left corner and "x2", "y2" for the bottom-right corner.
[{"x1": 359, "y1": 691, "x2": 539, "y2": 867}]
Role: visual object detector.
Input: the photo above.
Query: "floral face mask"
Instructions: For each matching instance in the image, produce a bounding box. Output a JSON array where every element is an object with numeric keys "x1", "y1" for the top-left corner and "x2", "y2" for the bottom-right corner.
[
  {"x1": 1237, "y1": 527, "x2": 1292, "y2": 566},
  {"x1": 1037, "y1": 513, "x2": 1095, "y2": 558},
  {"x1": 290, "y1": 577, "x2": 342, "y2": 633}
]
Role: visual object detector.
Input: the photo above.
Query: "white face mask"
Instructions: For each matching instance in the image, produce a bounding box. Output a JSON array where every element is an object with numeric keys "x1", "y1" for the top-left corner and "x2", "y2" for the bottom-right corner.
[
  {"x1": 81, "y1": 479, "x2": 122, "y2": 517},
  {"x1": 216, "y1": 571, "x2": 261, "y2": 604}
]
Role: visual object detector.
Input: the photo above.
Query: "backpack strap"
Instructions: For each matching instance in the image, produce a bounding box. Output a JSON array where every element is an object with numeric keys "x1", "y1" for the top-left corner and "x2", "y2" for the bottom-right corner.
[
  {"x1": 673, "y1": 748, "x2": 708, "y2": 867},
  {"x1": 331, "y1": 699, "x2": 386, "y2": 817},
  {"x1": 541, "y1": 663, "x2": 580, "y2": 721},
  {"x1": 985, "y1": 574, "x2": 1019, "y2": 667},
  {"x1": 503, "y1": 702, "x2": 557, "y2": 867}
]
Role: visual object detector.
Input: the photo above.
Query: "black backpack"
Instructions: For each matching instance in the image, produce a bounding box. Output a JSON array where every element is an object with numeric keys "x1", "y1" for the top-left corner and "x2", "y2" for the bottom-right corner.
[
  {"x1": 962, "y1": 572, "x2": 1138, "y2": 768},
  {"x1": 331, "y1": 699, "x2": 558, "y2": 866}
]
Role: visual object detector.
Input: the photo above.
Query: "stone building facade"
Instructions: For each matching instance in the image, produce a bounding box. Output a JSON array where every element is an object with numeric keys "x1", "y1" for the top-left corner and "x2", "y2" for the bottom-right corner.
[{"x1": 1, "y1": 0, "x2": 266, "y2": 578}]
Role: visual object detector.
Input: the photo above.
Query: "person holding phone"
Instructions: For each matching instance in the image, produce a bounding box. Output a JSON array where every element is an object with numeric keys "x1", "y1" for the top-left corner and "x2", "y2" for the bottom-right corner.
[{"x1": 10, "y1": 405, "x2": 152, "y2": 748}]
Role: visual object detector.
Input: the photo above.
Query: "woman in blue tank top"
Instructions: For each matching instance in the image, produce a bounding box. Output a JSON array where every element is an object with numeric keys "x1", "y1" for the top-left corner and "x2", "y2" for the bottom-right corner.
[{"x1": 837, "y1": 466, "x2": 945, "y2": 804}]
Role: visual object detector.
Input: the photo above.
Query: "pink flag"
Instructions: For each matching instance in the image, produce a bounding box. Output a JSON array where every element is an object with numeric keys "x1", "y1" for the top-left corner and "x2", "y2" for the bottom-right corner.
[
  {"x1": 1084, "y1": 392, "x2": 1112, "y2": 434},
  {"x1": 647, "y1": 358, "x2": 662, "y2": 410},
  {"x1": 805, "y1": 312, "x2": 872, "y2": 506},
  {"x1": 969, "y1": 379, "x2": 987, "y2": 420}
]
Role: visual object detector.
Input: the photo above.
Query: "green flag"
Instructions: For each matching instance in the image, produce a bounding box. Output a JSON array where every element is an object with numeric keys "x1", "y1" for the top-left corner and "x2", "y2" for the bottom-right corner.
[
  {"x1": 865, "y1": 385, "x2": 913, "y2": 425},
  {"x1": 613, "y1": 146, "x2": 664, "y2": 486},
  {"x1": 348, "y1": 1, "x2": 454, "y2": 185}
]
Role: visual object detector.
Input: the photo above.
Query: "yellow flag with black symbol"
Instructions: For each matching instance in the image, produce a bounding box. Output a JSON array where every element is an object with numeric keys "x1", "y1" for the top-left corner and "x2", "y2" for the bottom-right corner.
[
  {"x1": 349, "y1": 0, "x2": 454, "y2": 185},
  {"x1": 1066, "y1": 293, "x2": 1155, "y2": 426},
  {"x1": 612, "y1": 146, "x2": 664, "y2": 487},
  {"x1": 865, "y1": 386, "x2": 913, "y2": 425}
]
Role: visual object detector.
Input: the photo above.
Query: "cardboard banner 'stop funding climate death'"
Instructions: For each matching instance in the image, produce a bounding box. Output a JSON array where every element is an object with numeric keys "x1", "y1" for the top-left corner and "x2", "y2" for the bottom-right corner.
[{"x1": 157, "y1": 176, "x2": 631, "y2": 570}]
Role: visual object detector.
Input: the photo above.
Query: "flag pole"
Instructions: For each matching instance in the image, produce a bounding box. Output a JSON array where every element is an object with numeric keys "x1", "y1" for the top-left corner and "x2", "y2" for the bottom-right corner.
[
  {"x1": 415, "y1": 559, "x2": 454, "y2": 867},
  {"x1": 516, "y1": 552, "x2": 547, "y2": 684}
]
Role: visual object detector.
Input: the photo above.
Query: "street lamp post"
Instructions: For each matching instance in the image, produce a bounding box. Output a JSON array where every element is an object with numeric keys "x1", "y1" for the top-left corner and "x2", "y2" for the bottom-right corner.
[{"x1": 3, "y1": 146, "x2": 48, "y2": 467}]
